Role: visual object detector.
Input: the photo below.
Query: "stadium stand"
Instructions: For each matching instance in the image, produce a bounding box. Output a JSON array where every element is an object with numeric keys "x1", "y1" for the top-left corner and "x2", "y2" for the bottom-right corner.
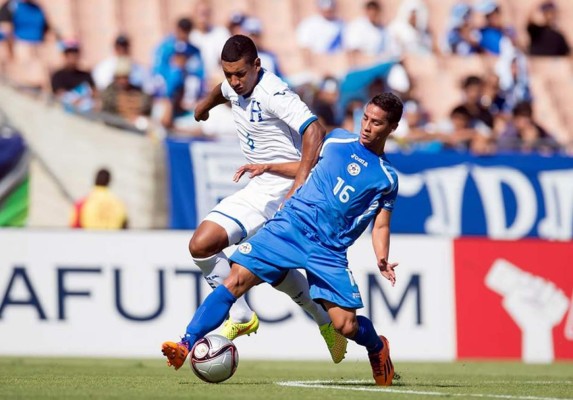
[
  {"x1": 0, "y1": 0, "x2": 571, "y2": 150},
  {"x1": 0, "y1": 84, "x2": 167, "y2": 228}
]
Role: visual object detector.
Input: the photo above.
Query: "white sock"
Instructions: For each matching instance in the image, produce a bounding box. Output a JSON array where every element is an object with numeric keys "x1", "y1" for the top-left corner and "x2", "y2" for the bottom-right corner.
[
  {"x1": 274, "y1": 269, "x2": 330, "y2": 326},
  {"x1": 193, "y1": 252, "x2": 254, "y2": 323}
]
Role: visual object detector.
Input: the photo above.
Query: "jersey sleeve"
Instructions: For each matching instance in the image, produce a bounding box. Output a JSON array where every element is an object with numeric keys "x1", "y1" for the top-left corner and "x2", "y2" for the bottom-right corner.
[
  {"x1": 381, "y1": 176, "x2": 398, "y2": 212},
  {"x1": 267, "y1": 89, "x2": 317, "y2": 135},
  {"x1": 220, "y1": 78, "x2": 232, "y2": 101}
]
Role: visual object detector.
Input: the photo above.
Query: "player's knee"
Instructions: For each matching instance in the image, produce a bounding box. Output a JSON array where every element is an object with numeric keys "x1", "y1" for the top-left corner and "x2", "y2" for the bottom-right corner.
[
  {"x1": 189, "y1": 233, "x2": 219, "y2": 258},
  {"x1": 331, "y1": 316, "x2": 358, "y2": 338}
]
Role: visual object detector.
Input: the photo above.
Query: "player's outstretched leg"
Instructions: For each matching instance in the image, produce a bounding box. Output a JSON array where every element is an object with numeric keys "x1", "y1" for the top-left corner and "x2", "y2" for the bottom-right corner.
[
  {"x1": 161, "y1": 285, "x2": 238, "y2": 370},
  {"x1": 274, "y1": 270, "x2": 347, "y2": 363},
  {"x1": 194, "y1": 253, "x2": 259, "y2": 340}
]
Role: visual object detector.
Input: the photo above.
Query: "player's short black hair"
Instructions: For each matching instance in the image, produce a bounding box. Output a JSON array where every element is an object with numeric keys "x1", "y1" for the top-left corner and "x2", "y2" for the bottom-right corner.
[
  {"x1": 177, "y1": 18, "x2": 193, "y2": 33},
  {"x1": 368, "y1": 92, "x2": 403, "y2": 124},
  {"x1": 221, "y1": 35, "x2": 258, "y2": 64},
  {"x1": 95, "y1": 168, "x2": 111, "y2": 186}
]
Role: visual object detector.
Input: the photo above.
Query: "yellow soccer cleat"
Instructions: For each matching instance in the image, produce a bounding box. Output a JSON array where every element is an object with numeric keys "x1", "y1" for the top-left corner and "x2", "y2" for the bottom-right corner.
[
  {"x1": 319, "y1": 322, "x2": 348, "y2": 364},
  {"x1": 220, "y1": 312, "x2": 260, "y2": 340}
]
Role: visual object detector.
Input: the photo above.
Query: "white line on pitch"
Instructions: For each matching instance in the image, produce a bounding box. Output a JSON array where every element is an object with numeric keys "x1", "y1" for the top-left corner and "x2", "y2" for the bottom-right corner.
[{"x1": 276, "y1": 380, "x2": 573, "y2": 400}]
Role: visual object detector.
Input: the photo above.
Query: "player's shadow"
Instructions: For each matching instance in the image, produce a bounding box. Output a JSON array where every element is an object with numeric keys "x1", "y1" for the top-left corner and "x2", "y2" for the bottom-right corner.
[{"x1": 178, "y1": 381, "x2": 269, "y2": 386}]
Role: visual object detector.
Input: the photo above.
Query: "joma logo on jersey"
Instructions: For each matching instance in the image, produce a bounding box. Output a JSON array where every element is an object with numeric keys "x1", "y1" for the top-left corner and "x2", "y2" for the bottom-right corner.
[
  {"x1": 351, "y1": 154, "x2": 368, "y2": 167},
  {"x1": 249, "y1": 100, "x2": 263, "y2": 122}
]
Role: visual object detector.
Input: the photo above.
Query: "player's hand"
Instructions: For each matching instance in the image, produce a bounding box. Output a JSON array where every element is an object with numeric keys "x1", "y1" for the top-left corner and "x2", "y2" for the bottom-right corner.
[
  {"x1": 194, "y1": 109, "x2": 210, "y2": 121},
  {"x1": 233, "y1": 164, "x2": 268, "y2": 182},
  {"x1": 378, "y1": 257, "x2": 398, "y2": 286}
]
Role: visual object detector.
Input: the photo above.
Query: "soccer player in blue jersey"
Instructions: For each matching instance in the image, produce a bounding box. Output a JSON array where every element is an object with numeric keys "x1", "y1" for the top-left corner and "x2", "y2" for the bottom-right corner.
[{"x1": 163, "y1": 92, "x2": 402, "y2": 385}]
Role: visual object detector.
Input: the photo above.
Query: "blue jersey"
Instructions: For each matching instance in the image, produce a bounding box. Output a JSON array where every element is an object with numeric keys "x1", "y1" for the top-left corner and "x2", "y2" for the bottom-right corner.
[
  {"x1": 0, "y1": 0, "x2": 48, "y2": 43},
  {"x1": 284, "y1": 128, "x2": 398, "y2": 249},
  {"x1": 152, "y1": 36, "x2": 204, "y2": 82}
]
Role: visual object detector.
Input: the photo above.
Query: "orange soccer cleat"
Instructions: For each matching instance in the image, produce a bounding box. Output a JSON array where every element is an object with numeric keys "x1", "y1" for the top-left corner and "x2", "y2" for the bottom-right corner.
[
  {"x1": 161, "y1": 340, "x2": 190, "y2": 370},
  {"x1": 368, "y1": 335, "x2": 394, "y2": 386}
]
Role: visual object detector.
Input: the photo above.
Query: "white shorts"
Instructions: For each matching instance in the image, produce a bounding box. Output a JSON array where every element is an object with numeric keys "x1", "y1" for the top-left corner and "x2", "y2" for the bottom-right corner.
[{"x1": 204, "y1": 179, "x2": 291, "y2": 245}]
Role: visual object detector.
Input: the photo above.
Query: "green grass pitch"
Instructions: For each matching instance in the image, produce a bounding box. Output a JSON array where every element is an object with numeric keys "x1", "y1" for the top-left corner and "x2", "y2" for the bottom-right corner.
[{"x1": 1, "y1": 358, "x2": 572, "y2": 400}]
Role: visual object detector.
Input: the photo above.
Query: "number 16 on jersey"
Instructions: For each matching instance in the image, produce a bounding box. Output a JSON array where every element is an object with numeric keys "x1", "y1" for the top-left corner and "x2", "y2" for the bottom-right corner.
[{"x1": 333, "y1": 177, "x2": 356, "y2": 203}]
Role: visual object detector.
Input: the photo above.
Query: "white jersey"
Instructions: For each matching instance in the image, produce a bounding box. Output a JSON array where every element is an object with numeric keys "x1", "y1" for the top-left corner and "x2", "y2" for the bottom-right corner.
[
  {"x1": 221, "y1": 70, "x2": 317, "y2": 191},
  {"x1": 343, "y1": 17, "x2": 399, "y2": 57}
]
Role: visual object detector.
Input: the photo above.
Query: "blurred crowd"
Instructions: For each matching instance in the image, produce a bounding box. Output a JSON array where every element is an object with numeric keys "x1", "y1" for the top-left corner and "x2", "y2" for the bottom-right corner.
[{"x1": 0, "y1": 0, "x2": 572, "y2": 155}]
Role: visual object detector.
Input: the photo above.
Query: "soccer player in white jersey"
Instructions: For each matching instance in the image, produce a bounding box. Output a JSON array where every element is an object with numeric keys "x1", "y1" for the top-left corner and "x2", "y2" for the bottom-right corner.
[
  {"x1": 163, "y1": 93, "x2": 403, "y2": 385},
  {"x1": 161, "y1": 35, "x2": 347, "y2": 370}
]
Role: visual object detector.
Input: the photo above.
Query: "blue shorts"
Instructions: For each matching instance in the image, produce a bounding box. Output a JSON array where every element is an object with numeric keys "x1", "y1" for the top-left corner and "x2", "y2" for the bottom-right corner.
[{"x1": 229, "y1": 210, "x2": 364, "y2": 309}]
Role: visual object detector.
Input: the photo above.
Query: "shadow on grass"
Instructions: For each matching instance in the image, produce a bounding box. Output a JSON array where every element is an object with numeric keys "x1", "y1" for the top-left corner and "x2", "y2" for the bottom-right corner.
[{"x1": 178, "y1": 381, "x2": 271, "y2": 386}]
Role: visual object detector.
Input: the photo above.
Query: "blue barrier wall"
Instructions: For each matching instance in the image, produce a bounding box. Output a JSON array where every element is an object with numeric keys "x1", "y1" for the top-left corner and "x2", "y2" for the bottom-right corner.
[{"x1": 166, "y1": 138, "x2": 573, "y2": 240}]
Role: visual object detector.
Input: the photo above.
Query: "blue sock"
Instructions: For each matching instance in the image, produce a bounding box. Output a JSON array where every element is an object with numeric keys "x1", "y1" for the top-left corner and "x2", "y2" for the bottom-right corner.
[
  {"x1": 183, "y1": 285, "x2": 237, "y2": 349},
  {"x1": 351, "y1": 316, "x2": 383, "y2": 354}
]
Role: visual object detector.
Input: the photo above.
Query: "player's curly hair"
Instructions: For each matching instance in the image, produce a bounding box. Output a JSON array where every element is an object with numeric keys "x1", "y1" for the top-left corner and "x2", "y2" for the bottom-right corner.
[
  {"x1": 221, "y1": 35, "x2": 258, "y2": 65},
  {"x1": 368, "y1": 92, "x2": 403, "y2": 124}
]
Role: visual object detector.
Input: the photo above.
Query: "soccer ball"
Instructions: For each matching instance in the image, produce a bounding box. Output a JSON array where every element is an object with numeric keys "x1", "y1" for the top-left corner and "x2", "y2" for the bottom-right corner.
[{"x1": 190, "y1": 334, "x2": 239, "y2": 383}]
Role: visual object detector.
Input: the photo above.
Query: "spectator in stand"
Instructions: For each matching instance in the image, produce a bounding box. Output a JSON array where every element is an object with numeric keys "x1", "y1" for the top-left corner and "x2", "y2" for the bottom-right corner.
[
  {"x1": 152, "y1": 17, "x2": 197, "y2": 85},
  {"x1": 388, "y1": 0, "x2": 433, "y2": 55},
  {"x1": 50, "y1": 40, "x2": 96, "y2": 113},
  {"x1": 481, "y1": 71, "x2": 509, "y2": 117},
  {"x1": 227, "y1": 12, "x2": 247, "y2": 36},
  {"x1": 311, "y1": 75, "x2": 340, "y2": 131},
  {"x1": 240, "y1": 17, "x2": 284, "y2": 79},
  {"x1": 101, "y1": 58, "x2": 152, "y2": 128},
  {"x1": 427, "y1": 105, "x2": 493, "y2": 154},
  {"x1": 189, "y1": 0, "x2": 230, "y2": 84},
  {"x1": 390, "y1": 99, "x2": 435, "y2": 152},
  {"x1": 92, "y1": 34, "x2": 150, "y2": 93},
  {"x1": 495, "y1": 48, "x2": 532, "y2": 112},
  {"x1": 473, "y1": 0, "x2": 514, "y2": 56},
  {"x1": 154, "y1": 44, "x2": 206, "y2": 137},
  {"x1": 69, "y1": 168, "x2": 128, "y2": 230},
  {"x1": 445, "y1": 3, "x2": 482, "y2": 55},
  {"x1": 296, "y1": 0, "x2": 344, "y2": 66},
  {"x1": 344, "y1": 0, "x2": 399, "y2": 66},
  {"x1": 497, "y1": 101, "x2": 561, "y2": 154},
  {"x1": 0, "y1": 0, "x2": 51, "y2": 57},
  {"x1": 527, "y1": 1, "x2": 570, "y2": 56},
  {"x1": 0, "y1": 0, "x2": 56, "y2": 89},
  {"x1": 454, "y1": 75, "x2": 494, "y2": 130}
]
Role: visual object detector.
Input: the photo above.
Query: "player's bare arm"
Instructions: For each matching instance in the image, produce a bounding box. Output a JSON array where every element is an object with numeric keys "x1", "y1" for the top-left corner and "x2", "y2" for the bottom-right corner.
[
  {"x1": 372, "y1": 209, "x2": 398, "y2": 286},
  {"x1": 283, "y1": 120, "x2": 326, "y2": 199},
  {"x1": 233, "y1": 162, "x2": 301, "y2": 182},
  {"x1": 194, "y1": 83, "x2": 228, "y2": 121}
]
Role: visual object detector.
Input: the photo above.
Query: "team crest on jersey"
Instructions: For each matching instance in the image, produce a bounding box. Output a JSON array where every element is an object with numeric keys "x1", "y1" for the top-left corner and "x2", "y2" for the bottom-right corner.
[
  {"x1": 347, "y1": 163, "x2": 361, "y2": 176},
  {"x1": 238, "y1": 242, "x2": 252, "y2": 254}
]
